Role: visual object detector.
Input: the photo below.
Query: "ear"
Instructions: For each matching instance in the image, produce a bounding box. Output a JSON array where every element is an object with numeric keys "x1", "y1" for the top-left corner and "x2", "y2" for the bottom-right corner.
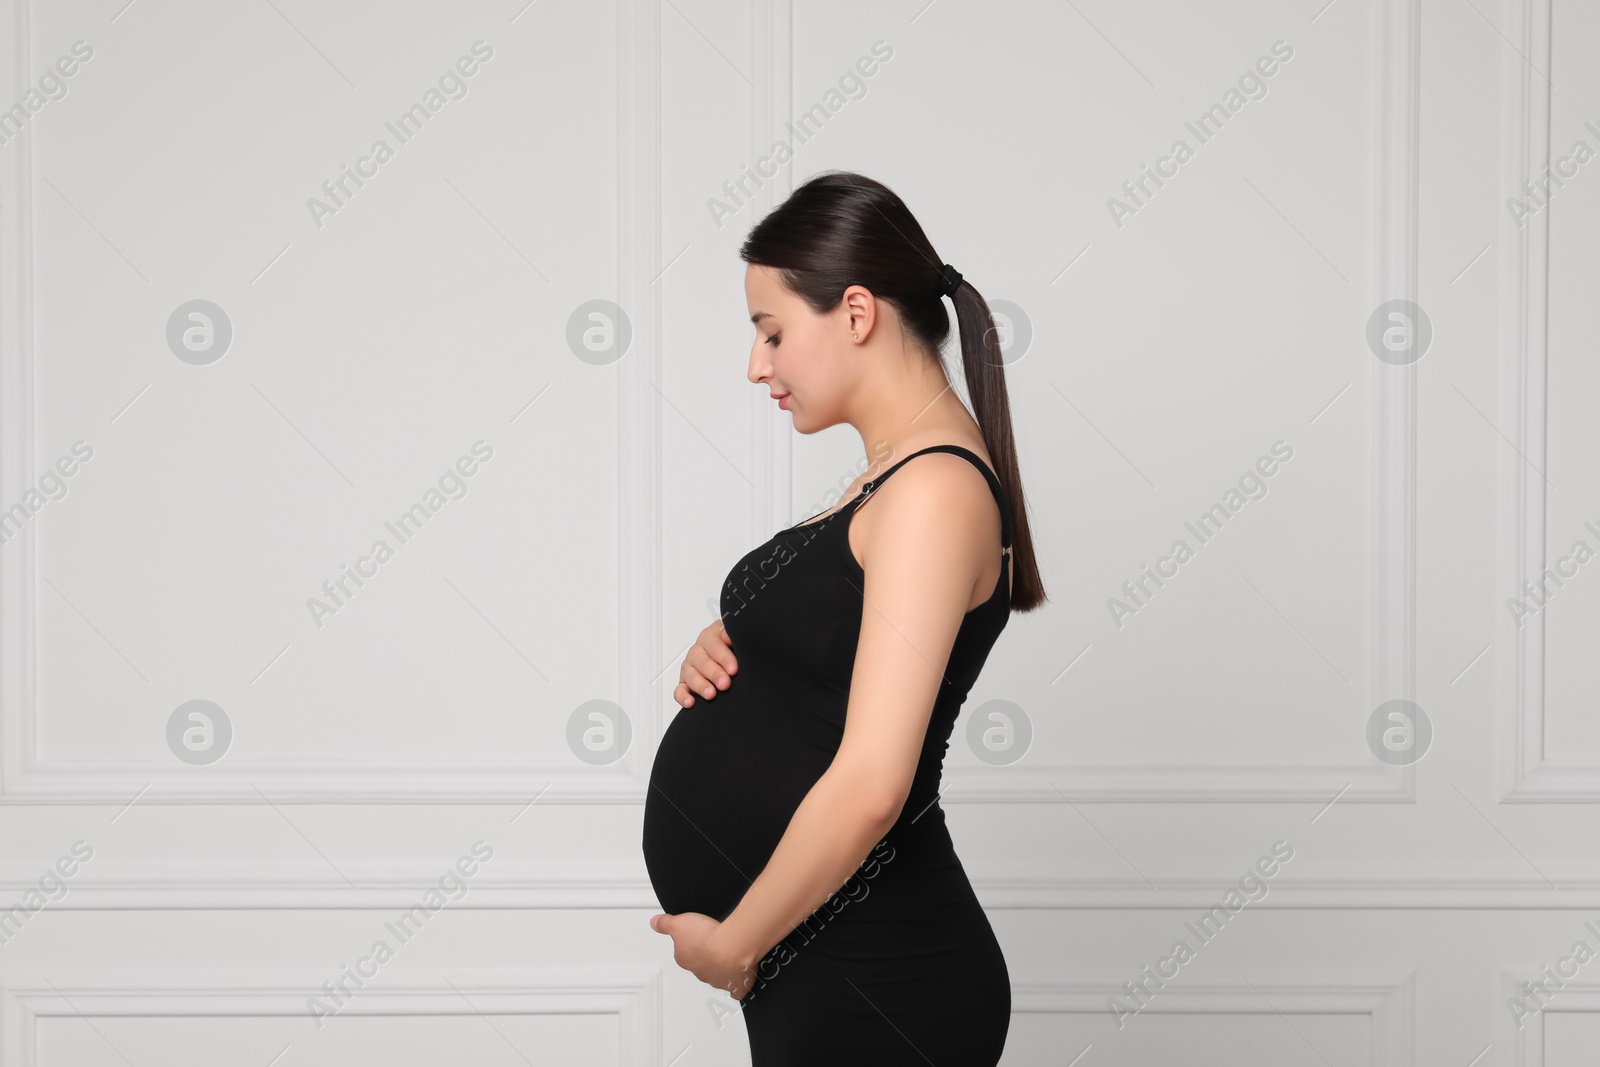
[{"x1": 841, "y1": 284, "x2": 875, "y2": 342}]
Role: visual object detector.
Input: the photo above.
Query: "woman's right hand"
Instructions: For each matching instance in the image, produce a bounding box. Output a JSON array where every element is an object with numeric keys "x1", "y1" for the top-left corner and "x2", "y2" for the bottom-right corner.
[{"x1": 674, "y1": 619, "x2": 737, "y2": 707}]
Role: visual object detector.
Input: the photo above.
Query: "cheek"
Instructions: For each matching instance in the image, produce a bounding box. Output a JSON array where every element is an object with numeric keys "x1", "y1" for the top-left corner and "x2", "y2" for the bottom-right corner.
[{"x1": 779, "y1": 343, "x2": 828, "y2": 392}]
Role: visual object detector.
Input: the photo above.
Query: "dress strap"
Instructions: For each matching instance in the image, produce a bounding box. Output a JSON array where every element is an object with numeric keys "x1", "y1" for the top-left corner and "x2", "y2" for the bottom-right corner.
[{"x1": 857, "y1": 444, "x2": 1012, "y2": 550}]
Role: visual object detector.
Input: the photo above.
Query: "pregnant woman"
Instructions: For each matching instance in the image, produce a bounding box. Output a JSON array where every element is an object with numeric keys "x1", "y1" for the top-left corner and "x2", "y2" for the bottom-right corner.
[{"x1": 642, "y1": 170, "x2": 1045, "y2": 1066}]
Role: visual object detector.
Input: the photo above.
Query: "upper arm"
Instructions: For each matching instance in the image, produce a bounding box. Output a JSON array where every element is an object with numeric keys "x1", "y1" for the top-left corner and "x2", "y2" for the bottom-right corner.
[{"x1": 828, "y1": 456, "x2": 998, "y2": 823}]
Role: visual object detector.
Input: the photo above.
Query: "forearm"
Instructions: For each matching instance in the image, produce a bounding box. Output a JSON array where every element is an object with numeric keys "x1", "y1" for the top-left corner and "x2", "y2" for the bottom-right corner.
[{"x1": 711, "y1": 767, "x2": 895, "y2": 971}]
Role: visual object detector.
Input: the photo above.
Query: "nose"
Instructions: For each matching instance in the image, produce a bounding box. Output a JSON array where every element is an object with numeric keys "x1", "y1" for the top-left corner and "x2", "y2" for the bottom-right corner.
[{"x1": 747, "y1": 338, "x2": 770, "y2": 385}]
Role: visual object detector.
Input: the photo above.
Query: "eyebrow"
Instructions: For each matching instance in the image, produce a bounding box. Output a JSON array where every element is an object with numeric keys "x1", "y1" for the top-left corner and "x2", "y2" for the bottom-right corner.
[{"x1": 750, "y1": 311, "x2": 774, "y2": 325}]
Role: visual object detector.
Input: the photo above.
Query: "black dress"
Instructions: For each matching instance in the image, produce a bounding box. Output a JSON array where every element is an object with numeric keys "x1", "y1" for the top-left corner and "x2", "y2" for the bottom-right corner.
[{"x1": 642, "y1": 443, "x2": 1013, "y2": 1066}]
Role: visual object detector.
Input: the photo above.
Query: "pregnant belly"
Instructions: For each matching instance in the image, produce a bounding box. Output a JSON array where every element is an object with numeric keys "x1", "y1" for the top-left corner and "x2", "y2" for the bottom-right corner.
[{"x1": 642, "y1": 674, "x2": 837, "y2": 919}]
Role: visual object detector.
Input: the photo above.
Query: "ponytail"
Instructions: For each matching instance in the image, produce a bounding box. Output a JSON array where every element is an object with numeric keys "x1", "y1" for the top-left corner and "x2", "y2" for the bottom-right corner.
[{"x1": 948, "y1": 280, "x2": 1045, "y2": 611}]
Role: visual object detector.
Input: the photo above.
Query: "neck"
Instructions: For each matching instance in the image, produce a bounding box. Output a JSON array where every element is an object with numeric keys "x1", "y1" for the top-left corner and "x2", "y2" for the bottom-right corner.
[{"x1": 853, "y1": 377, "x2": 974, "y2": 466}]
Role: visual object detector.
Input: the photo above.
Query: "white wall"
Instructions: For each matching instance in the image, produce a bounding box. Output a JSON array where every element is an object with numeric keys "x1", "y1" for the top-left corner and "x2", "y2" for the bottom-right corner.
[{"x1": 0, "y1": 0, "x2": 1593, "y2": 1063}]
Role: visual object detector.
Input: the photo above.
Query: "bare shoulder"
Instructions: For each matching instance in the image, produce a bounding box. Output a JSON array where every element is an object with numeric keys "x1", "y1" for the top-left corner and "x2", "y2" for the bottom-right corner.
[{"x1": 847, "y1": 448, "x2": 1001, "y2": 568}]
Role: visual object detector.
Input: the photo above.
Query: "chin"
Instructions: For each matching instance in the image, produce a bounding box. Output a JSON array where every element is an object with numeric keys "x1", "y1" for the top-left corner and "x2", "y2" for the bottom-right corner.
[
  {"x1": 782, "y1": 402, "x2": 836, "y2": 435},
  {"x1": 787, "y1": 410, "x2": 818, "y2": 434}
]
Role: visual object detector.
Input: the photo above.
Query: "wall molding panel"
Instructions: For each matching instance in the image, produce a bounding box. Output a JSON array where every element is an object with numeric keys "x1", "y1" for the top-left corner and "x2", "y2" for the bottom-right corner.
[
  {"x1": 13, "y1": 859, "x2": 1600, "y2": 910},
  {"x1": 0, "y1": 0, "x2": 664, "y2": 806},
  {"x1": 1012, "y1": 971, "x2": 1415, "y2": 1066},
  {"x1": 1493, "y1": 0, "x2": 1600, "y2": 804},
  {"x1": 0, "y1": 969, "x2": 662, "y2": 1067}
]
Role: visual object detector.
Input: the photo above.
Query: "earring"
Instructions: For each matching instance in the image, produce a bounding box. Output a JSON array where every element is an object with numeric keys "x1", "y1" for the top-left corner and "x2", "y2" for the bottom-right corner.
[{"x1": 853, "y1": 333, "x2": 859, "y2": 340}]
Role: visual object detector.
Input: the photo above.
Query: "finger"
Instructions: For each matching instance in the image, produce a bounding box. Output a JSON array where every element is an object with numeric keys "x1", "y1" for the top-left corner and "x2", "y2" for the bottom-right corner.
[
  {"x1": 680, "y1": 665, "x2": 716, "y2": 701},
  {"x1": 709, "y1": 625, "x2": 739, "y2": 670},
  {"x1": 689, "y1": 645, "x2": 733, "y2": 691},
  {"x1": 673, "y1": 682, "x2": 694, "y2": 708},
  {"x1": 687, "y1": 653, "x2": 727, "y2": 698},
  {"x1": 700, "y1": 625, "x2": 737, "y2": 679},
  {"x1": 706, "y1": 642, "x2": 737, "y2": 681}
]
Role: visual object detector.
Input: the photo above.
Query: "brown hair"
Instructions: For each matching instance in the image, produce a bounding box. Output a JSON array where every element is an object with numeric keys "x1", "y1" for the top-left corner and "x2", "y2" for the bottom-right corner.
[{"x1": 740, "y1": 170, "x2": 1045, "y2": 612}]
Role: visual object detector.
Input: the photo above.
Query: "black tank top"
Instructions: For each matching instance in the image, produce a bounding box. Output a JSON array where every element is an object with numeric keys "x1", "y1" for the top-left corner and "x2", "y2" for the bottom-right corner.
[{"x1": 642, "y1": 443, "x2": 1012, "y2": 922}]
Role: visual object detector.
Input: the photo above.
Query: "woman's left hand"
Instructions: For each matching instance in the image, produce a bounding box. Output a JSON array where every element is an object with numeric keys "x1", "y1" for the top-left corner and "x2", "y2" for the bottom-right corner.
[{"x1": 649, "y1": 911, "x2": 756, "y2": 1000}]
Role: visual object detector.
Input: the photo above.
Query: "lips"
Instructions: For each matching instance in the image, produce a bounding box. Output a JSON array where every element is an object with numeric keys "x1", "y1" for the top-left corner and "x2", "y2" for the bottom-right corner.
[{"x1": 772, "y1": 392, "x2": 790, "y2": 409}]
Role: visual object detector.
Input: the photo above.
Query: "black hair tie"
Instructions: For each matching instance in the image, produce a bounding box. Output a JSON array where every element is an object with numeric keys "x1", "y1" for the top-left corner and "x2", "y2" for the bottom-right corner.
[{"x1": 937, "y1": 263, "x2": 963, "y2": 298}]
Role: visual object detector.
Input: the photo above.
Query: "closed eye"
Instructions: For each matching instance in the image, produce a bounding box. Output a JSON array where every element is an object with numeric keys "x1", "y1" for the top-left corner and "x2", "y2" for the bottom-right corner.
[{"x1": 764, "y1": 334, "x2": 780, "y2": 347}]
